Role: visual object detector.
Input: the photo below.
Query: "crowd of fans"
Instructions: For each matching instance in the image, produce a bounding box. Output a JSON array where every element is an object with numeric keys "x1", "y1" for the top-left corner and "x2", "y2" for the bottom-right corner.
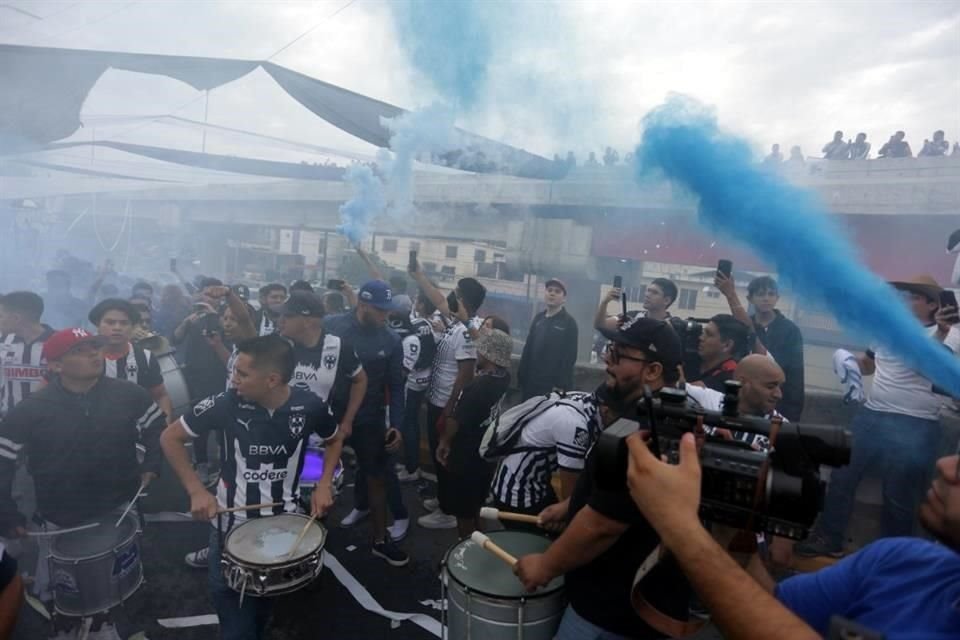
[
  {"x1": 765, "y1": 128, "x2": 960, "y2": 165},
  {"x1": 0, "y1": 241, "x2": 957, "y2": 639}
]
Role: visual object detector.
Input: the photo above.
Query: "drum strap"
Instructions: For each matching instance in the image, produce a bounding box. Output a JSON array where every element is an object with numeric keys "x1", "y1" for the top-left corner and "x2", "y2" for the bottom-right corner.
[{"x1": 630, "y1": 545, "x2": 706, "y2": 639}]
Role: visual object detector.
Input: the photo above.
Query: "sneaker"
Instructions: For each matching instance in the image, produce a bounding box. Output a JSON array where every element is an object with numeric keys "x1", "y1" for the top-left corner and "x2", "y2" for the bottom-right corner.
[
  {"x1": 340, "y1": 508, "x2": 370, "y2": 528},
  {"x1": 793, "y1": 533, "x2": 844, "y2": 558},
  {"x1": 195, "y1": 462, "x2": 219, "y2": 488},
  {"x1": 387, "y1": 518, "x2": 410, "y2": 542},
  {"x1": 397, "y1": 468, "x2": 420, "y2": 483},
  {"x1": 421, "y1": 497, "x2": 439, "y2": 512},
  {"x1": 184, "y1": 546, "x2": 209, "y2": 568},
  {"x1": 372, "y1": 540, "x2": 409, "y2": 567},
  {"x1": 417, "y1": 510, "x2": 457, "y2": 529}
]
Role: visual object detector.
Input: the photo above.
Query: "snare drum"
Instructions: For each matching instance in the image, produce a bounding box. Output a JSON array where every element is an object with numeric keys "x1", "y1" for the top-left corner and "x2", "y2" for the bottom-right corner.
[
  {"x1": 221, "y1": 513, "x2": 326, "y2": 598},
  {"x1": 298, "y1": 447, "x2": 345, "y2": 510},
  {"x1": 156, "y1": 352, "x2": 190, "y2": 418},
  {"x1": 48, "y1": 514, "x2": 144, "y2": 617},
  {"x1": 442, "y1": 531, "x2": 565, "y2": 640}
]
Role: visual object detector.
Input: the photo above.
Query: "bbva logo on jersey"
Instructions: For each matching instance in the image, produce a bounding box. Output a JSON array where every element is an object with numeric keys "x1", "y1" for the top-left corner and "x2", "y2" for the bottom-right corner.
[{"x1": 289, "y1": 413, "x2": 306, "y2": 437}]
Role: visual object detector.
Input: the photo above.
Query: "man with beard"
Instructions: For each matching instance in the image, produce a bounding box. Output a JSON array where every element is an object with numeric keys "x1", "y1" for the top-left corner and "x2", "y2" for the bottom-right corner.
[
  {"x1": 324, "y1": 281, "x2": 408, "y2": 566},
  {"x1": 255, "y1": 284, "x2": 287, "y2": 336},
  {"x1": 515, "y1": 317, "x2": 695, "y2": 639}
]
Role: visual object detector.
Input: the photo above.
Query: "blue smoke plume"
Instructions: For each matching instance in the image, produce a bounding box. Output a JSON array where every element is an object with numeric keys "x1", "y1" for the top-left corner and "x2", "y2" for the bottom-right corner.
[
  {"x1": 635, "y1": 95, "x2": 960, "y2": 396},
  {"x1": 388, "y1": 0, "x2": 492, "y2": 109},
  {"x1": 337, "y1": 164, "x2": 385, "y2": 246}
]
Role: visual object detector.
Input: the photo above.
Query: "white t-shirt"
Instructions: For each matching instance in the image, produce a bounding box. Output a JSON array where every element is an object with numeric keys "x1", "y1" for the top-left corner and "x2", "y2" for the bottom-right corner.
[
  {"x1": 491, "y1": 396, "x2": 600, "y2": 510},
  {"x1": 427, "y1": 316, "x2": 481, "y2": 407},
  {"x1": 865, "y1": 325, "x2": 960, "y2": 421}
]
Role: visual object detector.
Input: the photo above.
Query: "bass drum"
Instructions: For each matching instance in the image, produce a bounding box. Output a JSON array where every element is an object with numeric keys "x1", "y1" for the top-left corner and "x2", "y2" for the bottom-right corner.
[{"x1": 156, "y1": 351, "x2": 191, "y2": 418}]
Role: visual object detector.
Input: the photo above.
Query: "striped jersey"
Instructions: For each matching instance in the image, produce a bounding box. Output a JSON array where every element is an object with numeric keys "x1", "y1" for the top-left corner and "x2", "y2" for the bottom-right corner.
[
  {"x1": 427, "y1": 316, "x2": 481, "y2": 408},
  {"x1": 256, "y1": 310, "x2": 277, "y2": 337},
  {"x1": 103, "y1": 343, "x2": 164, "y2": 391},
  {"x1": 181, "y1": 387, "x2": 337, "y2": 528},
  {"x1": 0, "y1": 327, "x2": 54, "y2": 416},
  {"x1": 491, "y1": 392, "x2": 602, "y2": 510}
]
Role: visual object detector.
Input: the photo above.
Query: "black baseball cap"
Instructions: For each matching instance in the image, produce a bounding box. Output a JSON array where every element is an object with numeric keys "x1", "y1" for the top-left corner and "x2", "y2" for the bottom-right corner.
[
  {"x1": 598, "y1": 316, "x2": 681, "y2": 370},
  {"x1": 279, "y1": 292, "x2": 325, "y2": 318}
]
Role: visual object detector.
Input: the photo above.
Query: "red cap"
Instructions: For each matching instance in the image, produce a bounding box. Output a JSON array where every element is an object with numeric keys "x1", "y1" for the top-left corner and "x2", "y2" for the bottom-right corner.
[{"x1": 42, "y1": 328, "x2": 106, "y2": 362}]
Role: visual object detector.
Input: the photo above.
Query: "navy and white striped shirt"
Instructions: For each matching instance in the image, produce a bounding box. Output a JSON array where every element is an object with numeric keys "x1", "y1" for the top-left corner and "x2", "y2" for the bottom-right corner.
[
  {"x1": 0, "y1": 327, "x2": 54, "y2": 416},
  {"x1": 181, "y1": 388, "x2": 337, "y2": 528}
]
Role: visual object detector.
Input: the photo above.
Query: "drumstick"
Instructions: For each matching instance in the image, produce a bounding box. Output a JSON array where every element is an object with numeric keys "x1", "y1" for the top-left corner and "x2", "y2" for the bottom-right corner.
[
  {"x1": 471, "y1": 531, "x2": 518, "y2": 568},
  {"x1": 285, "y1": 514, "x2": 318, "y2": 560},
  {"x1": 217, "y1": 502, "x2": 282, "y2": 514},
  {"x1": 26, "y1": 522, "x2": 101, "y2": 537},
  {"x1": 115, "y1": 480, "x2": 148, "y2": 527},
  {"x1": 479, "y1": 507, "x2": 541, "y2": 524}
]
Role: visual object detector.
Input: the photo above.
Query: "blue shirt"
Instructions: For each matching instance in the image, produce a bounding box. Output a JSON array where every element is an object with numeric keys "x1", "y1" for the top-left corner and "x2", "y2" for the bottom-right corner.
[
  {"x1": 324, "y1": 312, "x2": 404, "y2": 428},
  {"x1": 776, "y1": 537, "x2": 960, "y2": 639}
]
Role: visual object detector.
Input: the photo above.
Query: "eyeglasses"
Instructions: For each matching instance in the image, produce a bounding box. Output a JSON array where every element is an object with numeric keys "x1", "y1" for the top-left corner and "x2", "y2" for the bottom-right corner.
[{"x1": 606, "y1": 342, "x2": 649, "y2": 365}]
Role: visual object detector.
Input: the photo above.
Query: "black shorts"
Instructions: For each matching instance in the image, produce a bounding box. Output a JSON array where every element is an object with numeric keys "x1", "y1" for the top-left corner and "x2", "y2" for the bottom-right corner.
[
  {"x1": 439, "y1": 460, "x2": 494, "y2": 518},
  {"x1": 350, "y1": 422, "x2": 389, "y2": 477}
]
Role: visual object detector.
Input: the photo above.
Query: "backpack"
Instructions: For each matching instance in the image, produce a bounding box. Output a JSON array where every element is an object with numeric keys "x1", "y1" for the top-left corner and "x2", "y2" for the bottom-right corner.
[{"x1": 478, "y1": 391, "x2": 593, "y2": 461}]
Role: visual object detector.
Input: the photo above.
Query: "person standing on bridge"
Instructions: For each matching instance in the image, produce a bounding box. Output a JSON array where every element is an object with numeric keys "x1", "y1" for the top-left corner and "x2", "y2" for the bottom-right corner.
[
  {"x1": 518, "y1": 278, "x2": 578, "y2": 400},
  {"x1": 0, "y1": 291, "x2": 55, "y2": 417}
]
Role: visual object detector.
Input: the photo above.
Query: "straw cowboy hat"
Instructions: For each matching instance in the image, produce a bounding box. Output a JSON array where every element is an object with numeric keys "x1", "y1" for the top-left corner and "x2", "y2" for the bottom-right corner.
[{"x1": 889, "y1": 274, "x2": 943, "y2": 300}]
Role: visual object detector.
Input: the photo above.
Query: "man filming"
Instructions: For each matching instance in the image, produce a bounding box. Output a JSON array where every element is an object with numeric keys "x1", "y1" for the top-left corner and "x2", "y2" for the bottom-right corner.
[{"x1": 514, "y1": 317, "x2": 695, "y2": 638}]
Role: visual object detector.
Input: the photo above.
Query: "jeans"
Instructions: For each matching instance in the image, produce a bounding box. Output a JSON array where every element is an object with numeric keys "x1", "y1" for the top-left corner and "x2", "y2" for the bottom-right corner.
[
  {"x1": 401, "y1": 387, "x2": 426, "y2": 473},
  {"x1": 817, "y1": 407, "x2": 941, "y2": 546},
  {"x1": 353, "y1": 463, "x2": 408, "y2": 519},
  {"x1": 208, "y1": 529, "x2": 273, "y2": 640},
  {"x1": 554, "y1": 605, "x2": 634, "y2": 640}
]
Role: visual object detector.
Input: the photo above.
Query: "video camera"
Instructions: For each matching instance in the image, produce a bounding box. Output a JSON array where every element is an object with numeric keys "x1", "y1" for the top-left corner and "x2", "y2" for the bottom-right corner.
[{"x1": 595, "y1": 381, "x2": 851, "y2": 540}]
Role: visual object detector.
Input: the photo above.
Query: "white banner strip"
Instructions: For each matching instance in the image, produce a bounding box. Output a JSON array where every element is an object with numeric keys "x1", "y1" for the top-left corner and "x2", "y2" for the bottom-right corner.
[
  {"x1": 157, "y1": 614, "x2": 219, "y2": 628},
  {"x1": 324, "y1": 551, "x2": 442, "y2": 637}
]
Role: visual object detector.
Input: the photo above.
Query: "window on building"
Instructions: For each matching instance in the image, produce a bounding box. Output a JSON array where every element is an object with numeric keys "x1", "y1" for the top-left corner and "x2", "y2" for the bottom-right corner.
[
  {"x1": 441, "y1": 266, "x2": 456, "y2": 277},
  {"x1": 678, "y1": 288, "x2": 698, "y2": 310},
  {"x1": 446, "y1": 245, "x2": 458, "y2": 259},
  {"x1": 474, "y1": 249, "x2": 486, "y2": 263},
  {"x1": 409, "y1": 241, "x2": 421, "y2": 253},
  {"x1": 423, "y1": 261, "x2": 437, "y2": 274},
  {"x1": 382, "y1": 238, "x2": 398, "y2": 253},
  {"x1": 705, "y1": 290, "x2": 721, "y2": 299}
]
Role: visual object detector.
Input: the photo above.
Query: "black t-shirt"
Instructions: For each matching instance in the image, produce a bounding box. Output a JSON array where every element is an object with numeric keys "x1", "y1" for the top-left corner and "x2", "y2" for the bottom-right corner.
[
  {"x1": 182, "y1": 387, "x2": 337, "y2": 528},
  {"x1": 689, "y1": 358, "x2": 737, "y2": 392},
  {"x1": 566, "y1": 439, "x2": 691, "y2": 637},
  {"x1": 449, "y1": 370, "x2": 510, "y2": 473},
  {"x1": 179, "y1": 315, "x2": 226, "y2": 401}
]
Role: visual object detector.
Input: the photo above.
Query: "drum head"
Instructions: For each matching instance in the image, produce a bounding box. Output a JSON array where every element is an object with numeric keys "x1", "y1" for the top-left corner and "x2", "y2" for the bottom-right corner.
[
  {"x1": 225, "y1": 514, "x2": 326, "y2": 565},
  {"x1": 445, "y1": 531, "x2": 562, "y2": 599},
  {"x1": 51, "y1": 515, "x2": 138, "y2": 558}
]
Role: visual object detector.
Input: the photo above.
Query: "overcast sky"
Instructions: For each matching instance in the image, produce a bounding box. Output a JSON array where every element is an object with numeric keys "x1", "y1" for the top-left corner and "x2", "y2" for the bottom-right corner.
[{"x1": 2, "y1": 0, "x2": 958, "y2": 164}]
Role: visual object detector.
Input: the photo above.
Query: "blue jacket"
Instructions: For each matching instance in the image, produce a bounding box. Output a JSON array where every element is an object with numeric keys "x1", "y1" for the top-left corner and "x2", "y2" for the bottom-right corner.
[{"x1": 324, "y1": 312, "x2": 404, "y2": 428}]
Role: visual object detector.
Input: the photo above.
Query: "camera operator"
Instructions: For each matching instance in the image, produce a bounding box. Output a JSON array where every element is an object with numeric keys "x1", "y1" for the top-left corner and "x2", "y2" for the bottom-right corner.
[
  {"x1": 625, "y1": 433, "x2": 960, "y2": 639},
  {"x1": 797, "y1": 275, "x2": 960, "y2": 557},
  {"x1": 688, "y1": 314, "x2": 750, "y2": 392},
  {"x1": 514, "y1": 317, "x2": 696, "y2": 639}
]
